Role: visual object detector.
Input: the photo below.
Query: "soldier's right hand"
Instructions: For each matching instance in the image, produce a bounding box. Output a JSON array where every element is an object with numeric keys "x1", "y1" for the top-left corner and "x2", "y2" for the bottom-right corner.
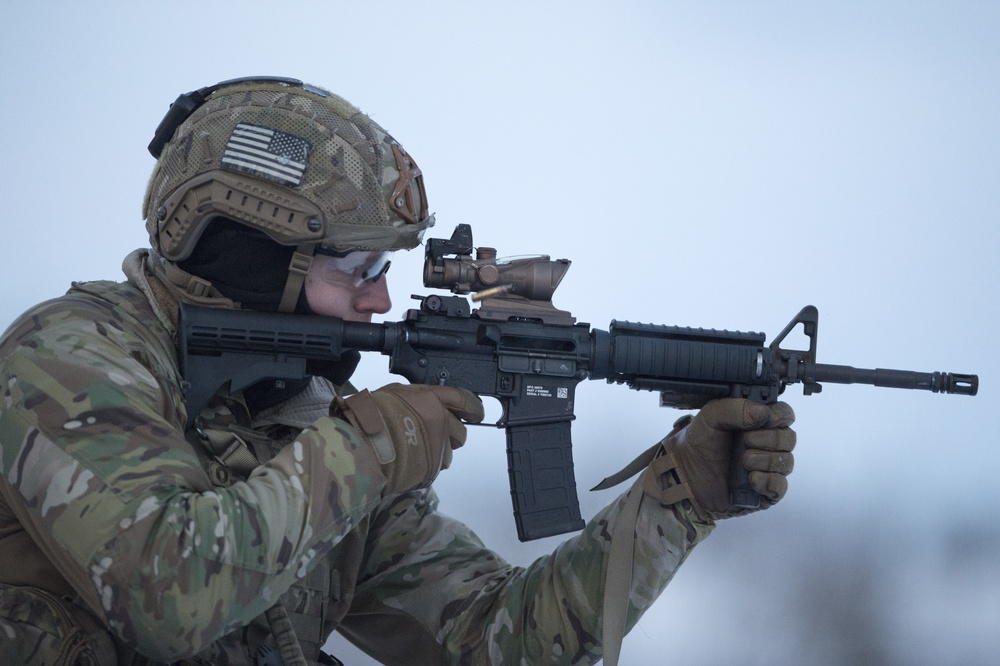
[{"x1": 331, "y1": 383, "x2": 485, "y2": 496}]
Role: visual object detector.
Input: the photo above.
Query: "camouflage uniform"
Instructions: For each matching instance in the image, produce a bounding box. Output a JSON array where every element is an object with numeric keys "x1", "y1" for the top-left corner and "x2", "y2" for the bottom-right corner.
[
  {"x1": 2, "y1": 72, "x2": 721, "y2": 664},
  {"x1": 0, "y1": 247, "x2": 714, "y2": 665}
]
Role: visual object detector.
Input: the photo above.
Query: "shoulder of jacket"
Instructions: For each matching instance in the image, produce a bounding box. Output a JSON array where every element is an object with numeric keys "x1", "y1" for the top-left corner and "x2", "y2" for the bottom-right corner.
[{"x1": 1, "y1": 280, "x2": 188, "y2": 432}]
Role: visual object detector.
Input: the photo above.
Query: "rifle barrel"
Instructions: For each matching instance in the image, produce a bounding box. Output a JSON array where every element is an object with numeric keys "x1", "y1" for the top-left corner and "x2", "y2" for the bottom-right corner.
[{"x1": 811, "y1": 363, "x2": 978, "y2": 395}]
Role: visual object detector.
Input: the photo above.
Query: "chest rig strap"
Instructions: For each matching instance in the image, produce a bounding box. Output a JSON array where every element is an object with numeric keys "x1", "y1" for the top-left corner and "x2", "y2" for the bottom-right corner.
[
  {"x1": 196, "y1": 425, "x2": 262, "y2": 482},
  {"x1": 190, "y1": 420, "x2": 313, "y2": 665}
]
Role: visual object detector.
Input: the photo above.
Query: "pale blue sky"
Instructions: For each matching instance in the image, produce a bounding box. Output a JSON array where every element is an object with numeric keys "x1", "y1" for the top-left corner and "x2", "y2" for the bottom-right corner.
[{"x1": 1, "y1": 2, "x2": 997, "y2": 662}]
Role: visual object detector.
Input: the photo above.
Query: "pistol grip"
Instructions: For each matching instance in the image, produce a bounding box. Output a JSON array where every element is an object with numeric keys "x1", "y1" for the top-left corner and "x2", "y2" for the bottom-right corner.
[
  {"x1": 506, "y1": 421, "x2": 585, "y2": 541},
  {"x1": 729, "y1": 438, "x2": 762, "y2": 509}
]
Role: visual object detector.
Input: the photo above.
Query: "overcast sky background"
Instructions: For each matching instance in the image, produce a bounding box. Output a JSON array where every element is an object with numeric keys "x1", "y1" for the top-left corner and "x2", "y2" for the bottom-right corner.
[{"x1": 1, "y1": 2, "x2": 997, "y2": 664}]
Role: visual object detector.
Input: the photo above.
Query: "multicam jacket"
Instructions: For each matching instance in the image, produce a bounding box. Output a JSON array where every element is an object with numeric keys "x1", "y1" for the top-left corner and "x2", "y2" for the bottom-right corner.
[{"x1": 0, "y1": 250, "x2": 713, "y2": 665}]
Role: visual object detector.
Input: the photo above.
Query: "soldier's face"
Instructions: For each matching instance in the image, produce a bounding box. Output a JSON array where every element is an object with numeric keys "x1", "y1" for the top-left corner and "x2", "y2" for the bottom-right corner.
[{"x1": 303, "y1": 253, "x2": 392, "y2": 322}]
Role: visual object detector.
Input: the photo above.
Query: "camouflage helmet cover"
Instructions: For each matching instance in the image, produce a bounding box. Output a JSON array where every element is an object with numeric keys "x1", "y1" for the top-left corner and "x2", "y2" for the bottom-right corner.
[{"x1": 143, "y1": 78, "x2": 433, "y2": 262}]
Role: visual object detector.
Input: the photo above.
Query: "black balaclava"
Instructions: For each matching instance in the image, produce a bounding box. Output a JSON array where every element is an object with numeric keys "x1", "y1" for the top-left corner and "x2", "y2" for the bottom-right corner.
[{"x1": 178, "y1": 217, "x2": 295, "y2": 312}]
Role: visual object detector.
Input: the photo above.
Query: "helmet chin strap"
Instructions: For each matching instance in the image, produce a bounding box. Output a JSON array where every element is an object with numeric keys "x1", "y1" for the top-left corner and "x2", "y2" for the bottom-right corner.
[{"x1": 278, "y1": 243, "x2": 317, "y2": 313}]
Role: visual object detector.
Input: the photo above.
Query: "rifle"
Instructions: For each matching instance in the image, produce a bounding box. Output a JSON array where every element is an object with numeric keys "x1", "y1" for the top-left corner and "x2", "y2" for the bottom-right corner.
[{"x1": 178, "y1": 224, "x2": 979, "y2": 541}]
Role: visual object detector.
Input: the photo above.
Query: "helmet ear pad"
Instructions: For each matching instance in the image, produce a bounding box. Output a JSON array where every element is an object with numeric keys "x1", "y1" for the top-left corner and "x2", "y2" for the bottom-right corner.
[{"x1": 177, "y1": 217, "x2": 299, "y2": 312}]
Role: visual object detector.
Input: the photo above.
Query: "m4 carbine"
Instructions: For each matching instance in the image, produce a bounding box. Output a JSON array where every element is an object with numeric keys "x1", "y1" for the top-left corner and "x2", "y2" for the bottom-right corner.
[{"x1": 179, "y1": 224, "x2": 979, "y2": 541}]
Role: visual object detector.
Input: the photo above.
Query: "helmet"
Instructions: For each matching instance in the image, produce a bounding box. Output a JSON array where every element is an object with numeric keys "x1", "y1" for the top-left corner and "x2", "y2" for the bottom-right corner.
[{"x1": 143, "y1": 76, "x2": 433, "y2": 311}]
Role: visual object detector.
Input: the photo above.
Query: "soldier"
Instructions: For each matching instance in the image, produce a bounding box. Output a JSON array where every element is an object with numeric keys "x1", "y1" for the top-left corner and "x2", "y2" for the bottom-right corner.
[{"x1": 0, "y1": 77, "x2": 795, "y2": 665}]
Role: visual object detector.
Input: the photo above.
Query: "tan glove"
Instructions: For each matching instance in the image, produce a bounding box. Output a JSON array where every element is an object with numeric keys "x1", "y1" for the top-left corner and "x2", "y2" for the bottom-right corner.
[
  {"x1": 652, "y1": 398, "x2": 796, "y2": 521},
  {"x1": 331, "y1": 383, "x2": 485, "y2": 496}
]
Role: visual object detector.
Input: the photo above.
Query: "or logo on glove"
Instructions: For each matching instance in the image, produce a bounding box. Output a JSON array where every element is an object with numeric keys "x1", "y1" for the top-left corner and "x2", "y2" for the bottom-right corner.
[{"x1": 402, "y1": 416, "x2": 418, "y2": 447}]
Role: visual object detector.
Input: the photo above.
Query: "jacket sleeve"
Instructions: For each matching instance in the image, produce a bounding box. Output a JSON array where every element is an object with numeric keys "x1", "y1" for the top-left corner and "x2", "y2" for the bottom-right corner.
[
  {"x1": 338, "y1": 484, "x2": 714, "y2": 665},
  {"x1": 0, "y1": 296, "x2": 389, "y2": 660}
]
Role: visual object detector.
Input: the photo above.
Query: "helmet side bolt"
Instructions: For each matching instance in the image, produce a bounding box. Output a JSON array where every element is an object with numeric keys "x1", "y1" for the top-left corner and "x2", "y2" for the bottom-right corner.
[{"x1": 306, "y1": 217, "x2": 323, "y2": 232}]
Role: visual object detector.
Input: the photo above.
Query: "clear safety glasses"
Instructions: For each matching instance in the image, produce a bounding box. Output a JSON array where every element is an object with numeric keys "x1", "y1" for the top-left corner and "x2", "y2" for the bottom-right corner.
[{"x1": 314, "y1": 250, "x2": 392, "y2": 287}]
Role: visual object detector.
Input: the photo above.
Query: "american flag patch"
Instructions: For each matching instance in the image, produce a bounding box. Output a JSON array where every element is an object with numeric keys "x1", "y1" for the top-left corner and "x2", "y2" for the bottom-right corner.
[{"x1": 221, "y1": 122, "x2": 312, "y2": 187}]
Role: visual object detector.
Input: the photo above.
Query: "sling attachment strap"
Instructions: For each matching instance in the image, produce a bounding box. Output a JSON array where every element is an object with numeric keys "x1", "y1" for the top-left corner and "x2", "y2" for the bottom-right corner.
[
  {"x1": 601, "y1": 471, "x2": 644, "y2": 666},
  {"x1": 593, "y1": 431, "x2": 694, "y2": 666}
]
